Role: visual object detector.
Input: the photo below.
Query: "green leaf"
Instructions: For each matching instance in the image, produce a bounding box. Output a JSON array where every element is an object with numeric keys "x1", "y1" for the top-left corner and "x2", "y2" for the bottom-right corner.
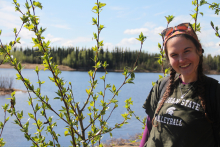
[
  {"x1": 92, "y1": 17, "x2": 97, "y2": 25},
  {"x1": 190, "y1": 13, "x2": 197, "y2": 20},
  {"x1": 0, "y1": 30, "x2": 2, "y2": 36},
  {"x1": 136, "y1": 32, "x2": 147, "y2": 44},
  {"x1": 35, "y1": 103, "x2": 41, "y2": 112},
  {"x1": 110, "y1": 132, "x2": 113, "y2": 138},
  {"x1": 211, "y1": 21, "x2": 214, "y2": 28},
  {"x1": 106, "y1": 84, "x2": 111, "y2": 89},
  {"x1": 110, "y1": 98, "x2": 118, "y2": 104},
  {"x1": 199, "y1": 12, "x2": 204, "y2": 16},
  {"x1": 16, "y1": 37, "x2": 21, "y2": 43},
  {"x1": 64, "y1": 130, "x2": 69, "y2": 136},
  {"x1": 13, "y1": 28, "x2": 17, "y2": 34},
  {"x1": 158, "y1": 43, "x2": 161, "y2": 49},
  {"x1": 28, "y1": 113, "x2": 35, "y2": 119},
  {"x1": 112, "y1": 84, "x2": 116, "y2": 93},
  {"x1": 152, "y1": 82, "x2": 156, "y2": 86},
  {"x1": 92, "y1": 6, "x2": 98, "y2": 10},
  {"x1": 35, "y1": 66, "x2": 39, "y2": 73},
  {"x1": 24, "y1": 134, "x2": 30, "y2": 141},
  {"x1": 0, "y1": 122, "x2": 3, "y2": 128},
  {"x1": 93, "y1": 32, "x2": 97, "y2": 40},
  {"x1": 200, "y1": 0, "x2": 207, "y2": 6},
  {"x1": 0, "y1": 138, "x2": 6, "y2": 146},
  {"x1": 33, "y1": 1, "x2": 43, "y2": 9},
  {"x1": 192, "y1": 0, "x2": 197, "y2": 6},
  {"x1": 99, "y1": 2, "x2": 106, "y2": 8},
  {"x1": 20, "y1": 15, "x2": 29, "y2": 23},
  {"x1": 165, "y1": 15, "x2": 175, "y2": 24}
]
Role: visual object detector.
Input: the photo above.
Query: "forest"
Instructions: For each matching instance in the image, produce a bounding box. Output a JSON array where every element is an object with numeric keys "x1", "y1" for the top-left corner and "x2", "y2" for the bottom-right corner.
[{"x1": 2, "y1": 46, "x2": 220, "y2": 73}]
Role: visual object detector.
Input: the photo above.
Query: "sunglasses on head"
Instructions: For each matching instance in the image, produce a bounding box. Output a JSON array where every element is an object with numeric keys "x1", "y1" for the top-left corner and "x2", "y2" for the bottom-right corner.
[{"x1": 161, "y1": 23, "x2": 195, "y2": 39}]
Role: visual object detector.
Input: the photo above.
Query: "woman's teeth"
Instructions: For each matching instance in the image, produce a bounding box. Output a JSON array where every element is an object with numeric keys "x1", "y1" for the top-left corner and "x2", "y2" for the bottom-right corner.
[{"x1": 180, "y1": 64, "x2": 190, "y2": 68}]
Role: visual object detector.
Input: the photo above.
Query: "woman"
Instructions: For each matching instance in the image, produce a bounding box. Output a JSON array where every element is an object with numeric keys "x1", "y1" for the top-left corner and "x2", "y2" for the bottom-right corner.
[{"x1": 141, "y1": 23, "x2": 220, "y2": 147}]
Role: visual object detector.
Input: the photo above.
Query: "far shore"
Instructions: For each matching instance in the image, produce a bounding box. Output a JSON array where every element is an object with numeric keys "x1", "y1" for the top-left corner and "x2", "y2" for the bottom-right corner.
[
  {"x1": 0, "y1": 63, "x2": 219, "y2": 75},
  {"x1": 0, "y1": 88, "x2": 27, "y2": 96}
]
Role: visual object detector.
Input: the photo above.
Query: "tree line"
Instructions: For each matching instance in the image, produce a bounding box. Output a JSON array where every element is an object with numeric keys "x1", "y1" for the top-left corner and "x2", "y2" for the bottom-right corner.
[{"x1": 1, "y1": 46, "x2": 220, "y2": 72}]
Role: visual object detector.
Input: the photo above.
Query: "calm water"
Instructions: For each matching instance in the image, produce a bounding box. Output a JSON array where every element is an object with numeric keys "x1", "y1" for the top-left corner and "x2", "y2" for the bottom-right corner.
[{"x1": 0, "y1": 69, "x2": 219, "y2": 147}]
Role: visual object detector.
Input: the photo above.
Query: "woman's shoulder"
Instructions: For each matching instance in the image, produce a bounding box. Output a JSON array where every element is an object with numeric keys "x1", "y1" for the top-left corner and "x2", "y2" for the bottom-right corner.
[
  {"x1": 155, "y1": 76, "x2": 170, "y2": 87},
  {"x1": 204, "y1": 75, "x2": 219, "y2": 86},
  {"x1": 203, "y1": 75, "x2": 220, "y2": 96}
]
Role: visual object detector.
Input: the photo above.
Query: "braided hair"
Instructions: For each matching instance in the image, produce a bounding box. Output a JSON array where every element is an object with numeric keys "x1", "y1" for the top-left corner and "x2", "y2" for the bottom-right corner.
[{"x1": 152, "y1": 34, "x2": 210, "y2": 127}]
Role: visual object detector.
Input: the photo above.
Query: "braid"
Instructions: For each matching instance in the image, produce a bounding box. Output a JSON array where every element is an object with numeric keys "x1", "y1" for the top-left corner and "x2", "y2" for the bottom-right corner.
[
  {"x1": 152, "y1": 67, "x2": 176, "y2": 127},
  {"x1": 197, "y1": 55, "x2": 213, "y2": 123}
]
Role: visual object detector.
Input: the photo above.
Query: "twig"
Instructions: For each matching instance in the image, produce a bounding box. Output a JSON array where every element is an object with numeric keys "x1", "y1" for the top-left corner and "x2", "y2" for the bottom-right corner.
[
  {"x1": 195, "y1": 0, "x2": 199, "y2": 32},
  {"x1": 0, "y1": 110, "x2": 7, "y2": 138}
]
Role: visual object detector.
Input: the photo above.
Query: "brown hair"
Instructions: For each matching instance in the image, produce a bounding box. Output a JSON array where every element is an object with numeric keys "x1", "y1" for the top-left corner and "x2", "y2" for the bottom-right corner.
[{"x1": 152, "y1": 34, "x2": 211, "y2": 127}]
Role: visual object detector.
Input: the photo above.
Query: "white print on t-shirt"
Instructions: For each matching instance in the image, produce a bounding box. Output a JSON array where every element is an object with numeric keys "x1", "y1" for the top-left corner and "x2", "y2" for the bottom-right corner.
[
  {"x1": 166, "y1": 107, "x2": 176, "y2": 116},
  {"x1": 154, "y1": 106, "x2": 183, "y2": 126},
  {"x1": 165, "y1": 97, "x2": 200, "y2": 111},
  {"x1": 155, "y1": 115, "x2": 183, "y2": 126}
]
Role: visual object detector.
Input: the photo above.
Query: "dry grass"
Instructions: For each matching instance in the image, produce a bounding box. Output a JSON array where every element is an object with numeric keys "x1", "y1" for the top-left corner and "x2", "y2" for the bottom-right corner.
[
  {"x1": 0, "y1": 75, "x2": 14, "y2": 89},
  {"x1": 102, "y1": 133, "x2": 141, "y2": 147}
]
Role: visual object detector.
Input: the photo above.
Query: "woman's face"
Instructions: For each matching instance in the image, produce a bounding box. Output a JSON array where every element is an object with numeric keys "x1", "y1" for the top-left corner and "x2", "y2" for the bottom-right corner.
[{"x1": 166, "y1": 36, "x2": 201, "y2": 82}]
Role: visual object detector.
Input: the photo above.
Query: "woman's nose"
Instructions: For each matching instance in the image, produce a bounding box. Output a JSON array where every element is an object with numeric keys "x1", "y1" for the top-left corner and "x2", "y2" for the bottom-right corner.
[{"x1": 179, "y1": 55, "x2": 185, "y2": 62}]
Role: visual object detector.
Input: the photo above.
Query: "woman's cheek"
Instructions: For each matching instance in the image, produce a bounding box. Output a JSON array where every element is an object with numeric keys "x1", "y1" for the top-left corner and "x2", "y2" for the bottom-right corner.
[{"x1": 169, "y1": 59, "x2": 176, "y2": 67}]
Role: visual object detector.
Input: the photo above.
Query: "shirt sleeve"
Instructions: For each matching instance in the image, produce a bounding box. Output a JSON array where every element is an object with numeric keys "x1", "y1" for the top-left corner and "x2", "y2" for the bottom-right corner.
[{"x1": 142, "y1": 79, "x2": 162, "y2": 118}]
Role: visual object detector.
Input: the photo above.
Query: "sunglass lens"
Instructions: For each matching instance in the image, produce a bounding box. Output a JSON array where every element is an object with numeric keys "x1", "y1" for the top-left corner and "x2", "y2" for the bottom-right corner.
[
  {"x1": 177, "y1": 25, "x2": 188, "y2": 30},
  {"x1": 164, "y1": 28, "x2": 173, "y2": 37}
]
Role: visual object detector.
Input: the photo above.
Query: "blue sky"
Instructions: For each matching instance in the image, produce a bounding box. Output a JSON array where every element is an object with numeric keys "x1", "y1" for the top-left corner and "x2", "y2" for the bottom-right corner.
[{"x1": 0, "y1": 0, "x2": 220, "y2": 55}]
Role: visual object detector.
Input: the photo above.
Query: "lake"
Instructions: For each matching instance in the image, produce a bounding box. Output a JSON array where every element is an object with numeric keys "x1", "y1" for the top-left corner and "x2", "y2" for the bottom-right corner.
[{"x1": 0, "y1": 69, "x2": 219, "y2": 146}]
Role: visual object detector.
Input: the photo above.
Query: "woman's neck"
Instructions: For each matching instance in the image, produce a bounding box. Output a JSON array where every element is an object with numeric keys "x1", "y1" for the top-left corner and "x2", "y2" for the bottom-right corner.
[{"x1": 180, "y1": 75, "x2": 198, "y2": 84}]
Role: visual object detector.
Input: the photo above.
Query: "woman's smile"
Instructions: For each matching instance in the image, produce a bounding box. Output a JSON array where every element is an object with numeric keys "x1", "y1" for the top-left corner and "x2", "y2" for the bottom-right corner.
[
  {"x1": 180, "y1": 63, "x2": 190, "y2": 68},
  {"x1": 166, "y1": 36, "x2": 201, "y2": 83}
]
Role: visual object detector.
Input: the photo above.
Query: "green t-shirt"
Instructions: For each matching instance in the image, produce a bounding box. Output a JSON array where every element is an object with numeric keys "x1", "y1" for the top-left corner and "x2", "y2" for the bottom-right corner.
[{"x1": 143, "y1": 76, "x2": 220, "y2": 147}]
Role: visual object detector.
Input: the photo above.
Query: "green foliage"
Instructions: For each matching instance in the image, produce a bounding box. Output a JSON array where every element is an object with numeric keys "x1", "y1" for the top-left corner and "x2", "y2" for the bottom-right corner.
[
  {"x1": 208, "y1": 2, "x2": 220, "y2": 15},
  {"x1": 0, "y1": 0, "x2": 147, "y2": 146},
  {"x1": 136, "y1": 32, "x2": 147, "y2": 44},
  {"x1": 210, "y1": 21, "x2": 220, "y2": 38},
  {"x1": 165, "y1": 15, "x2": 175, "y2": 24},
  {"x1": 0, "y1": 138, "x2": 5, "y2": 147},
  {"x1": 0, "y1": 0, "x2": 219, "y2": 146}
]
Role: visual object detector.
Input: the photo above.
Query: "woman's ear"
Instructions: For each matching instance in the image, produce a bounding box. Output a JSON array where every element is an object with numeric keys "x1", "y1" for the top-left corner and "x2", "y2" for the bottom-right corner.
[{"x1": 198, "y1": 47, "x2": 203, "y2": 55}]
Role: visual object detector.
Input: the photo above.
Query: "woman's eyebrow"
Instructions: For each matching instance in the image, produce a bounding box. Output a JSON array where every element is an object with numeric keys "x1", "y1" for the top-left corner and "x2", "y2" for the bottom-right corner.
[{"x1": 184, "y1": 47, "x2": 191, "y2": 50}]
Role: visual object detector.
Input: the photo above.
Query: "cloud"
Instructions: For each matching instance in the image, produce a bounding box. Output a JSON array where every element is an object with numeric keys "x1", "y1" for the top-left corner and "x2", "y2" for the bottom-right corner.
[
  {"x1": 110, "y1": 6, "x2": 128, "y2": 11},
  {"x1": 117, "y1": 38, "x2": 139, "y2": 46},
  {"x1": 72, "y1": 37, "x2": 92, "y2": 43},
  {"x1": 19, "y1": 29, "x2": 36, "y2": 39},
  {"x1": 51, "y1": 24, "x2": 71, "y2": 30},
  {"x1": 45, "y1": 34, "x2": 63, "y2": 43},
  {"x1": 124, "y1": 28, "x2": 149, "y2": 35},
  {"x1": 144, "y1": 22, "x2": 156, "y2": 28},
  {"x1": 61, "y1": 37, "x2": 92, "y2": 47},
  {"x1": 152, "y1": 26, "x2": 165, "y2": 35},
  {"x1": 61, "y1": 40, "x2": 74, "y2": 47},
  {"x1": 103, "y1": 42, "x2": 114, "y2": 51},
  {"x1": 0, "y1": 1, "x2": 21, "y2": 29},
  {"x1": 154, "y1": 11, "x2": 166, "y2": 16},
  {"x1": 202, "y1": 42, "x2": 215, "y2": 48},
  {"x1": 169, "y1": 15, "x2": 192, "y2": 26},
  {"x1": 209, "y1": 14, "x2": 220, "y2": 18}
]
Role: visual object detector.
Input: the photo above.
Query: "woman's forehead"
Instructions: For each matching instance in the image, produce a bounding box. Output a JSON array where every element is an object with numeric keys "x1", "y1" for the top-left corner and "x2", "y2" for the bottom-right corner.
[{"x1": 166, "y1": 36, "x2": 195, "y2": 50}]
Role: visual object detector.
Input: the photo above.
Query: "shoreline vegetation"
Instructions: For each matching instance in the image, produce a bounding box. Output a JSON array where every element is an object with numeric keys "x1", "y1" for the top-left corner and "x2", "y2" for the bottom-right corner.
[
  {"x1": 0, "y1": 63, "x2": 220, "y2": 74},
  {"x1": 0, "y1": 63, "x2": 219, "y2": 96},
  {"x1": 0, "y1": 63, "x2": 142, "y2": 146}
]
